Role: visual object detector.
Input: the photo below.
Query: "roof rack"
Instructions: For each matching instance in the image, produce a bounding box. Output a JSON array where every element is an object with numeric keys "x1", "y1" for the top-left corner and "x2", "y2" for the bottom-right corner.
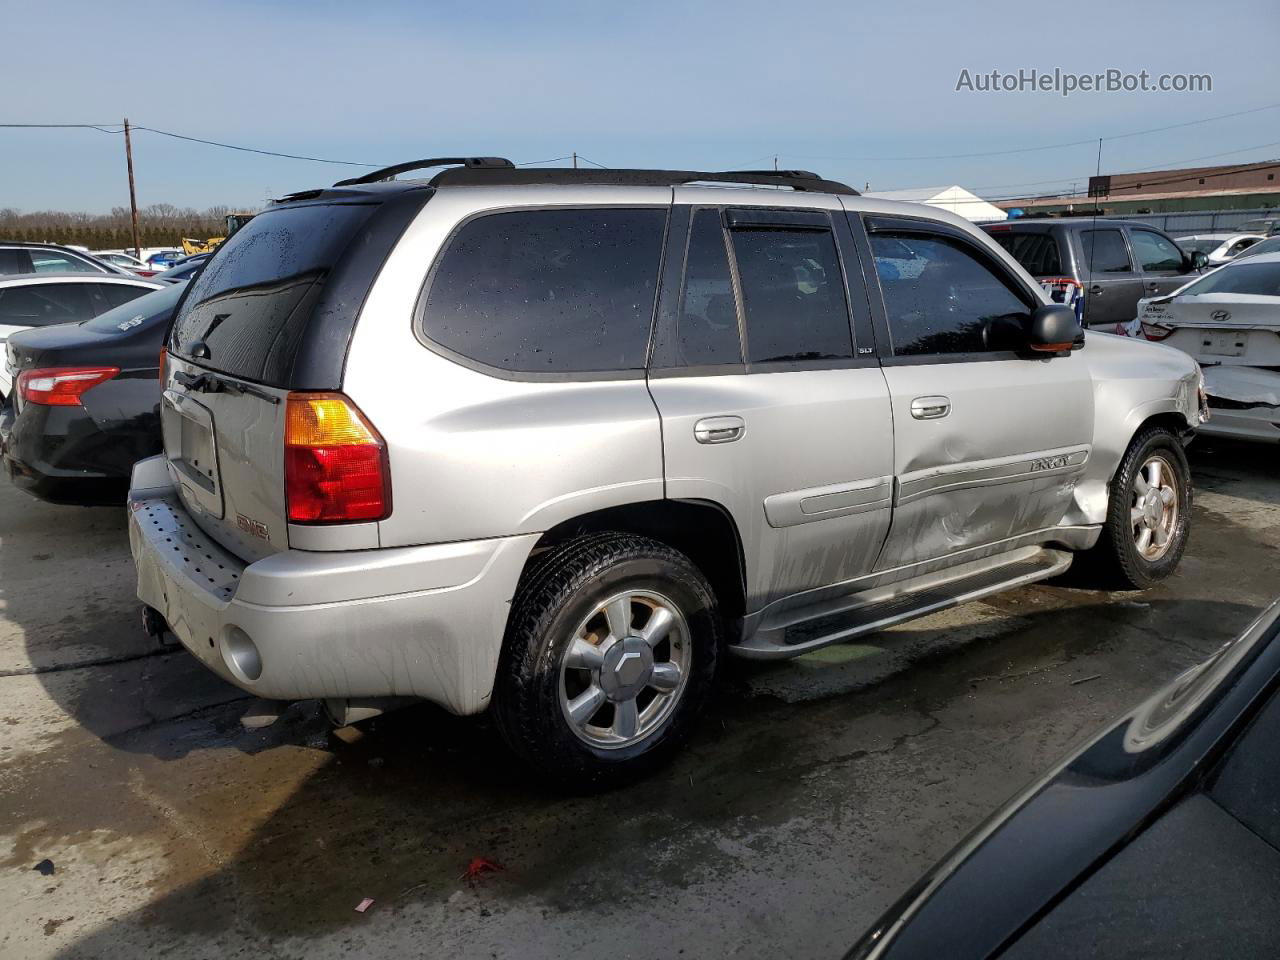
[
  {"x1": 429, "y1": 166, "x2": 859, "y2": 195},
  {"x1": 333, "y1": 156, "x2": 514, "y2": 187}
]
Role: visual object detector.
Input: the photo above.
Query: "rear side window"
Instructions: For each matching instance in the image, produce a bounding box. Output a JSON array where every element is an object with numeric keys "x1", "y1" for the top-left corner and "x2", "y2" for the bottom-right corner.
[
  {"x1": 171, "y1": 202, "x2": 378, "y2": 384},
  {"x1": 729, "y1": 226, "x2": 852, "y2": 364},
  {"x1": 422, "y1": 208, "x2": 666, "y2": 374},
  {"x1": 991, "y1": 231, "x2": 1062, "y2": 276},
  {"x1": 674, "y1": 209, "x2": 742, "y2": 366},
  {"x1": 0, "y1": 250, "x2": 35, "y2": 275},
  {"x1": 97, "y1": 283, "x2": 152, "y2": 310},
  {"x1": 0, "y1": 283, "x2": 96, "y2": 326},
  {"x1": 871, "y1": 232, "x2": 1031, "y2": 357},
  {"x1": 1081, "y1": 229, "x2": 1132, "y2": 273},
  {"x1": 30, "y1": 251, "x2": 100, "y2": 274}
]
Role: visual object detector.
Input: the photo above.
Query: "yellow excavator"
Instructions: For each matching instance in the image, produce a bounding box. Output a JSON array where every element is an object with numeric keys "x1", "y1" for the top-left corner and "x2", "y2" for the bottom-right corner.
[{"x1": 180, "y1": 211, "x2": 257, "y2": 256}]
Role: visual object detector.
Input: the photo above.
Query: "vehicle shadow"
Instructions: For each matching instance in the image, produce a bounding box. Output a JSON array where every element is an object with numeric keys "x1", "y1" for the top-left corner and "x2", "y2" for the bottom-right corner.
[
  {"x1": 48, "y1": 593, "x2": 1268, "y2": 958},
  {"x1": 0, "y1": 482, "x2": 248, "y2": 760},
  {"x1": 1188, "y1": 436, "x2": 1280, "y2": 508}
]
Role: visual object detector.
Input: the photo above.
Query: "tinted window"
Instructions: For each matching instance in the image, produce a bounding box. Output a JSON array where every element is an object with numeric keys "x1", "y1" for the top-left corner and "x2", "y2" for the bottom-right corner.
[
  {"x1": 1181, "y1": 261, "x2": 1280, "y2": 298},
  {"x1": 84, "y1": 282, "x2": 185, "y2": 333},
  {"x1": 730, "y1": 227, "x2": 851, "y2": 363},
  {"x1": 1081, "y1": 229, "x2": 1132, "y2": 273},
  {"x1": 872, "y1": 233, "x2": 1032, "y2": 356},
  {"x1": 0, "y1": 283, "x2": 96, "y2": 326},
  {"x1": 674, "y1": 209, "x2": 741, "y2": 366},
  {"x1": 1130, "y1": 230, "x2": 1185, "y2": 272},
  {"x1": 96, "y1": 283, "x2": 152, "y2": 310},
  {"x1": 1227, "y1": 238, "x2": 1260, "y2": 256},
  {"x1": 30, "y1": 251, "x2": 100, "y2": 274},
  {"x1": 1176, "y1": 238, "x2": 1220, "y2": 256},
  {"x1": 423, "y1": 208, "x2": 666, "y2": 373},
  {"x1": 991, "y1": 231, "x2": 1062, "y2": 276},
  {"x1": 0, "y1": 250, "x2": 35, "y2": 275},
  {"x1": 1235, "y1": 236, "x2": 1280, "y2": 260},
  {"x1": 171, "y1": 202, "x2": 378, "y2": 384}
]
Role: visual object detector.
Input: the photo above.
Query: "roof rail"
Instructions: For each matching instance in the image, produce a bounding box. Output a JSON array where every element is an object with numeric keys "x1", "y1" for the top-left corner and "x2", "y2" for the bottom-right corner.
[
  {"x1": 333, "y1": 156, "x2": 514, "y2": 188},
  {"x1": 429, "y1": 166, "x2": 859, "y2": 195}
]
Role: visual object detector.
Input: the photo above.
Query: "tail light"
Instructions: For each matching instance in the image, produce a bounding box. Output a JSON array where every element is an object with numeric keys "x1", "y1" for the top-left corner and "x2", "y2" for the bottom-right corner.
[
  {"x1": 284, "y1": 392, "x2": 390, "y2": 524},
  {"x1": 1140, "y1": 321, "x2": 1175, "y2": 341},
  {"x1": 18, "y1": 366, "x2": 119, "y2": 406},
  {"x1": 158, "y1": 347, "x2": 167, "y2": 385}
]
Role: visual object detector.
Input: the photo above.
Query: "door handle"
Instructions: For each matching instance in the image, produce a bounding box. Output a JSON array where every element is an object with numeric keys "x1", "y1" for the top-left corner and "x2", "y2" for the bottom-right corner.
[
  {"x1": 694, "y1": 416, "x2": 745, "y2": 444},
  {"x1": 1089, "y1": 285, "x2": 1104, "y2": 295},
  {"x1": 910, "y1": 396, "x2": 951, "y2": 420}
]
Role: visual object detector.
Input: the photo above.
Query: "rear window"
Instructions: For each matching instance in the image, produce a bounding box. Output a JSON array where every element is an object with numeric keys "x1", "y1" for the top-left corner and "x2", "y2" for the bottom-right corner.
[
  {"x1": 421, "y1": 208, "x2": 667, "y2": 374},
  {"x1": 170, "y1": 202, "x2": 378, "y2": 384},
  {"x1": 1181, "y1": 261, "x2": 1280, "y2": 298},
  {"x1": 84, "y1": 282, "x2": 185, "y2": 333},
  {"x1": 990, "y1": 231, "x2": 1062, "y2": 276}
]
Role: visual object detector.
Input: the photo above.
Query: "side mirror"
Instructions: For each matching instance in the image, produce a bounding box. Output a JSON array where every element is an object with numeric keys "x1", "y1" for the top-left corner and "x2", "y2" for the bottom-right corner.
[
  {"x1": 1025, "y1": 303, "x2": 1083, "y2": 355},
  {"x1": 1190, "y1": 250, "x2": 1210, "y2": 271}
]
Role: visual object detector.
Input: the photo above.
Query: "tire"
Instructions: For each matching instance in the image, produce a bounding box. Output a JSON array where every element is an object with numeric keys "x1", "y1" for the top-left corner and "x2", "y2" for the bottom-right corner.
[
  {"x1": 1078, "y1": 424, "x2": 1192, "y2": 589},
  {"x1": 492, "y1": 532, "x2": 721, "y2": 788}
]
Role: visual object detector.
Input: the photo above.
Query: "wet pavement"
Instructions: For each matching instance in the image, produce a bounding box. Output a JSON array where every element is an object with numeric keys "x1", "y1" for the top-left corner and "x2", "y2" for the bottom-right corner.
[{"x1": 2, "y1": 439, "x2": 1277, "y2": 959}]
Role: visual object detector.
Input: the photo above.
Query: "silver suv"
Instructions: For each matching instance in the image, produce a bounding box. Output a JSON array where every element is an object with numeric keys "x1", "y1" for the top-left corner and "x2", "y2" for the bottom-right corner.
[{"x1": 128, "y1": 158, "x2": 1205, "y2": 785}]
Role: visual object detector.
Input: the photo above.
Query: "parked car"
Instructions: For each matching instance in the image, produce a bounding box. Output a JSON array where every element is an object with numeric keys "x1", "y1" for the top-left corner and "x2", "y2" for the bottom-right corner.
[
  {"x1": 145, "y1": 249, "x2": 183, "y2": 270},
  {"x1": 90, "y1": 250, "x2": 160, "y2": 277},
  {"x1": 985, "y1": 218, "x2": 1209, "y2": 329},
  {"x1": 0, "y1": 273, "x2": 164, "y2": 398},
  {"x1": 1231, "y1": 233, "x2": 1280, "y2": 262},
  {"x1": 1237, "y1": 216, "x2": 1280, "y2": 237},
  {"x1": 1136, "y1": 251, "x2": 1280, "y2": 442},
  {"x1": 1174, "y1": 233, "x2": 1265, "y2": 267},
  {"x1": 152, "y1": 254, "x2": 209, "y2": 283},
  {"x1": 0, "y1": 242, "x2": 132, "y2": 277},
  {"x1": 1, "y1": 282, "x2": 185, "y2": 504},
  {"x1": 846, "y1": 599, "x2": 1280, "y2": 960},
  {"x1": 128, "y1": 159, "x2": 1203, "y2": 786}
]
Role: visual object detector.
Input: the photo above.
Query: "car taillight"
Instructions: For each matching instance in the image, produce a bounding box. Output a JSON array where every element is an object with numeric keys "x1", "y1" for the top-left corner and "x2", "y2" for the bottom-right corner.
[
  {"x1": 1140, "y1": 321, "x2": 1175, "y2": 341},
  {"x1": 17, "y1": 366, "x2": 119, "y2": 406},
  {"x1": 284, "y1": 392, "x2": 390, "y2": 524},
  {"x1": 158, "y1": 347, "x2": 167, "y2": 385}
]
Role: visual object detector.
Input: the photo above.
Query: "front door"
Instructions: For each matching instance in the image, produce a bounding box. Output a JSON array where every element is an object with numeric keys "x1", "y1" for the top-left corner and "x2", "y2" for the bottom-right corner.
[
  {"x1": 648, "y1": 194, "x2": 893, "y2": 614},
  {"x1": 1129, "y1": 227, "x2": 1199, "y2": 298},
  {"x1": 856, "y1": 215, "x2": 1094, "y2": 572}
]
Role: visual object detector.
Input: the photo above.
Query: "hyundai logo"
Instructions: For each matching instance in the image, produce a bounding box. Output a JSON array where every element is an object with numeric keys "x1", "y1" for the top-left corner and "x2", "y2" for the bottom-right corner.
[{"x1": 1211, "y1": 309, "x2": 1232, "y2": 321}]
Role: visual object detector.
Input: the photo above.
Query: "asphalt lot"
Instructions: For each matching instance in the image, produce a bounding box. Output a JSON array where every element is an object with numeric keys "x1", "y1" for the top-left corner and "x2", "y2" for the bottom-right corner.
[{"x1": 1, "y1": 438, "x2": 1277, "y2": 960}]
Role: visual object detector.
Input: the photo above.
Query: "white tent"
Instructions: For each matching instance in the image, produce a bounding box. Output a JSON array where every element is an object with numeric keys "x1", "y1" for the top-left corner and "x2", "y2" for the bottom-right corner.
[{"x1": 864, "y1": 185, "x2": 1008, "y2": 223}]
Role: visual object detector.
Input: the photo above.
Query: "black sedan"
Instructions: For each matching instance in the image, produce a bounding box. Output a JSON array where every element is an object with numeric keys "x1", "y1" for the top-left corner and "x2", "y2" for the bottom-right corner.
[
  {"x1": 848, "y1": 599, "x2": 1280, "y2": 960},
  {"x1": 1, "y1": 282, "x2": 185, "y2": 505}
]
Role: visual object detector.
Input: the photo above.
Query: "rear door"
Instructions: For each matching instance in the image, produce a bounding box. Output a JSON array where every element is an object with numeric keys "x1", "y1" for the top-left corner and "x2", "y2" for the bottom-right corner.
[
  {"x1": 1076, "y1": 227, "x2": 1144, "y2": 327},
  {"x1": 648, "y1": 194, "x2": 893, "y2": 612},
  {"x1": 856, "y1": 214, "x2": 1093, "y2": 571}
]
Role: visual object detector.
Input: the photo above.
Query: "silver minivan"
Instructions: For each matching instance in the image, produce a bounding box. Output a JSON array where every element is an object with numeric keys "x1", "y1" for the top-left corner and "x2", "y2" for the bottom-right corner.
[{"x1": 129, "y1": 159, "x2": 1204, "y2": 785}]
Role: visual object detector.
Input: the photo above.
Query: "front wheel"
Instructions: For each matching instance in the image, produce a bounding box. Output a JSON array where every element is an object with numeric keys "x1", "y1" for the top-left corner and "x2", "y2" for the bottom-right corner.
[
  {"x1": 1080, "y1": 424, "x2": 1192, "y2": 589},
  {"x1": 492, "y1": 533, "x2": 721, "y2": 788}
]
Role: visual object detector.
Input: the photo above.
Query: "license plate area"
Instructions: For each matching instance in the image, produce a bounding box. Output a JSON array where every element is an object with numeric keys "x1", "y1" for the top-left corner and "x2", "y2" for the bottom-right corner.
[
  {"x1": 161, "y1": 389, "x2": 224, "y2": 519},
  {"x1": 1199, "y1": 332, "x2": 1248, "y2": 358}
]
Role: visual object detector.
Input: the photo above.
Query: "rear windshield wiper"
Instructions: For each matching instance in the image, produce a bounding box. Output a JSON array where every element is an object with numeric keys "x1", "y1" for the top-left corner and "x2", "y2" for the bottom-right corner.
[{"x1": 173, "y1": 370, "x2": 279, "y2": 405}]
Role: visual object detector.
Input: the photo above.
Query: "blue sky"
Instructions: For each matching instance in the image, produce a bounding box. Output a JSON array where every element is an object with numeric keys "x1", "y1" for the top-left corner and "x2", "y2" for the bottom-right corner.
[{"x1": 5, "y1": 0, "x2": 1279, "y2": 212}]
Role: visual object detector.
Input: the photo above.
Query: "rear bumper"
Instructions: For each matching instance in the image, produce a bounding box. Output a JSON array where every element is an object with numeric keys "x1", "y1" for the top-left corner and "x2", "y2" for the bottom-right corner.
[
  {"x1": 127, "y1": 456, "x2": 537, "y2": 715},
  {"x1": 1199, "y1": 406, "x2": 1280, "y2": 443}
]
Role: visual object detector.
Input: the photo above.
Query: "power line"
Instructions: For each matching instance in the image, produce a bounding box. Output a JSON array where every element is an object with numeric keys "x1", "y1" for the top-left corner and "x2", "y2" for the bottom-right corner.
[
  {"x1": 574, "y1": 154, "x2": 609, "y2": 168},
  {"x1": 133, "y1": 126, "x2": 383, "y2": 166}
]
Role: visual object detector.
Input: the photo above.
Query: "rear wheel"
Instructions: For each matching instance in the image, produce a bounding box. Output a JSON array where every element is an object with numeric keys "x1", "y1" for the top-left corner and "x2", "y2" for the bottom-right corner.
[
  {"x1": 1079, "y1": 424, "x2": 1191, "y2": 589},
  {"x1": 493, "y1": 533, "x2": 720, "y2": 788}
]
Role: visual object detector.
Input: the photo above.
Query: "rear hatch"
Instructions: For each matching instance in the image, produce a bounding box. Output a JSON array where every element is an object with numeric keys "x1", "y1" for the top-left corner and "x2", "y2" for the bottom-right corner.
[{"x1": 162, "y1": 190, "x2": 428, "y2": 561}]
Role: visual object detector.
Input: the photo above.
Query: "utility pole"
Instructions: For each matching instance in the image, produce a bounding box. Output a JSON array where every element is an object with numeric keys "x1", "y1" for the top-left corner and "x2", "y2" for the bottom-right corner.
[
  {"x1": 572, "y1": 152, "x2": 578, "y2": 169},
  {"x1": 123, "y1": 118, "x2": 141, "y2": 259}
]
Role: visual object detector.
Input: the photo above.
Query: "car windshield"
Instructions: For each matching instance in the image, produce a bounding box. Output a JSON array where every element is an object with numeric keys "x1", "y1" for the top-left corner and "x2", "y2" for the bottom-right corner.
[
  {"x1": 1180, "y1": 260, "x2": 1280, "y2": 298},
  {"x1": 81, "y1": 281, "x2": 185, "y2": 333},
  {"x1": 1176, "y1": 238, "x2": 1221, "y2": 255}
]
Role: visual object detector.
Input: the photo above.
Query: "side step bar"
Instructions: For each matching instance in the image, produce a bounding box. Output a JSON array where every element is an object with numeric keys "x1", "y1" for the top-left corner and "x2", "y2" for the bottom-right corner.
[{"x1": 730, "y1": 547, "x2": 1072, "y2": 660}]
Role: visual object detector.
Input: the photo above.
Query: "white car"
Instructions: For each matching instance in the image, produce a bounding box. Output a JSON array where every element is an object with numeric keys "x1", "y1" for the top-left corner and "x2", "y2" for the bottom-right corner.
[
  {"x1": 91, "y1": 250, "x2": 153, "y2": 274},
  {"x1": 0, "y1": 273, "x2": 163, "y2": 397},
  {"x1": 1175, "y1": 233, "x2": 1266, "y2": 267},
  {"x1": 1137, "y1": 251, "x2": 1280, "y2": 442}
]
